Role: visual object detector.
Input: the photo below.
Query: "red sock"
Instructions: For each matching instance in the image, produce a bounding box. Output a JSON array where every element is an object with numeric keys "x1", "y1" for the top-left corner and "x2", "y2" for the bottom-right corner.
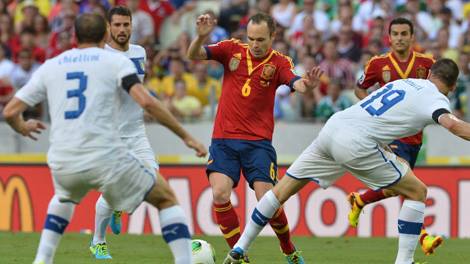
[
  {"x1": 359, "y1": 189, "x2": 387, "y2": 205},
  {"x1": 213, "y1": 201, "x2": 240, "y2": 248},
  {"x1": 269, "y1": 208, "x2": 295, "y2": 255}
]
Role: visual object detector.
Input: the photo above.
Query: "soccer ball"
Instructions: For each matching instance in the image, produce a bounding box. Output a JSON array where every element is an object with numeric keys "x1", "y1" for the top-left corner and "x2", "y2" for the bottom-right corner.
[{"x1": 192, "y1": 239, "x2": 216, "y2": 264}]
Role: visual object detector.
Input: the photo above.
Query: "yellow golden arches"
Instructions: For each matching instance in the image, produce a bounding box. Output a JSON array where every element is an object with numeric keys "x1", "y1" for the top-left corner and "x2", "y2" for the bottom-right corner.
[{"x1": 0, "y1": 175, "x2": 34, "y2": 232}]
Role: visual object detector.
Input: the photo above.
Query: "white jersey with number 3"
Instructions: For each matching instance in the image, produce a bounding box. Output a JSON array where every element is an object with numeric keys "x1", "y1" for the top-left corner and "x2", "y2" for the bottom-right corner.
[
  {"x1": 15, "y1": 47, "x2": 137, "y2": 173},
  {"x1": 105, "y1": 44, "x2": 146, "y2": 138},
  {"x1": 327, "y1": 78, "x2": 451, "y2": 147}
]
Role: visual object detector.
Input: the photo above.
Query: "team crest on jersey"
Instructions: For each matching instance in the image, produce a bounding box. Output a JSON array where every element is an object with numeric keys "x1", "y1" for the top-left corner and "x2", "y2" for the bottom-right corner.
[
  {"x1": 229, "y1": 57, "x2": 240, "y2": 71},
  {"x1": 261, "y1": 64, "x2": 276, "y2": 80},
  {"x1": 416, "y1": 65, "x2": 427, "y2": 79},
  {"x1": 382, "y1": 65, "x2": 391, "y2": 83}
]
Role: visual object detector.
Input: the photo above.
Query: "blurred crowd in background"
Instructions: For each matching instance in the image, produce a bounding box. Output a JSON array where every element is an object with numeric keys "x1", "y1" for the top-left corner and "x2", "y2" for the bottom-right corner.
[{"x1": 0, "y1": 0, "x2": 470, "y2": 123}]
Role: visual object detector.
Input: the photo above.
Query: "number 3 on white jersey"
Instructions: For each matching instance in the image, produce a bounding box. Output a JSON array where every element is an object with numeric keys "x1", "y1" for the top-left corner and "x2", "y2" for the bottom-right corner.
[{"x1": 65, "y1": 72, "x2": 88, "y2": 119}]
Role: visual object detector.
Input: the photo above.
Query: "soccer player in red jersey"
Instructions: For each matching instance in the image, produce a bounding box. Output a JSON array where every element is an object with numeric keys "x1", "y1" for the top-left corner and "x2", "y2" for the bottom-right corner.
[
  {"x1": 351, "y1": 17, "x2": 443, "y2": 255},
  {"x1": 188, "y1": 13, "x2": 322, "y2": 263}
]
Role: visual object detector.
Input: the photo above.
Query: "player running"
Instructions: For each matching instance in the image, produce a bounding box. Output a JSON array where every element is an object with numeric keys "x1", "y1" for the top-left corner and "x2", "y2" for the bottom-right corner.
[
  {"x1": 225, "y1": 58, "x2": 467, "y2": 264},
  {"x1": 187, "y1": 13, "x2": 321, "y2": 264},
  {"x1": 88, "y1": 6, "x2": 157, "y2": 259},
  {"x1": 3, "y1": 13, "x2": 206, "y2": 264},
  {"x1": 351, "y1": 17, "x2": 442, "y2": 255}
]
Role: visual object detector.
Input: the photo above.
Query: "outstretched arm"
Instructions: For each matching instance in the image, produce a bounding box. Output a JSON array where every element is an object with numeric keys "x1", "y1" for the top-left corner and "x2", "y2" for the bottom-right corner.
[
  {"x1": 438, "y1": 113, "x2": 470, "y2": 140},
  {"x1": 187, "y1": 14, "x2": 217, "y2": 60},
  {"x1": 292, "y1": 66, "x2": 323, "y2": 93},
  {"x1": 128, "y1": 81, "x2": 207, "y2": 157}
]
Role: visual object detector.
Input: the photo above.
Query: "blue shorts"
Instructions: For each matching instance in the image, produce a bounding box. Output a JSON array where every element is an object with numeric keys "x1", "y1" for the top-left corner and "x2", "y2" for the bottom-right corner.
[
  {"x1": 206, "y1": 139, "x2": 278, "y2": 189},
  {"x1": 388, "y1": 140, "x2": 422, "y2": 169}
]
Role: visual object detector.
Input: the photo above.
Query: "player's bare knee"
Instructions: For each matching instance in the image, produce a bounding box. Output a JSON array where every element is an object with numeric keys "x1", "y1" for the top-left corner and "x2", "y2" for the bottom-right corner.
[
  {"x1": 403, "y1": 182, "x2": 427, "y2": 202},
  {"x1": 211, "y1": 186, "x2": 231, "y2": 204},
  {"x1": 253, "y1": 181, "x2": 274, "y2": 200}
]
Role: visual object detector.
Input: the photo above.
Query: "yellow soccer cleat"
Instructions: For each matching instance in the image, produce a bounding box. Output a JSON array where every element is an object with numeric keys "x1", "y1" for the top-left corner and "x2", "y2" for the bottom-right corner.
[
  {"x1": 420, "y1": 230, "x2": 444, "y2": 256},
  {"x1": 347, "y1": 192, "x2": 365, "y2": 228}
]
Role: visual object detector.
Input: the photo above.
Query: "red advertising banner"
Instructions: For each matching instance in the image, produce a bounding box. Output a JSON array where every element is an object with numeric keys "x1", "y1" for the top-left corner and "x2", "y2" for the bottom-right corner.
[{"x1": 1, "y1": 165, "x2": 469, "y2": 238}]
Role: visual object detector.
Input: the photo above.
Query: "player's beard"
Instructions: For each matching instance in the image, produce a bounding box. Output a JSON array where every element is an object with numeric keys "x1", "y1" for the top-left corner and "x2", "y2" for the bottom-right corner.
[{"x1": 111, "y1": 33, "x2": 130, "y2": 48}]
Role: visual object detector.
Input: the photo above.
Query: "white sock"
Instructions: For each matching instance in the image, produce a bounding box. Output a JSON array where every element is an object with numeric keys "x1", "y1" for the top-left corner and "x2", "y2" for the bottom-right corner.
[
  {"x1": 33, "y1": 195, "x2": 75, "y2": 264},
  {"x1": 92, "y1": 195, "x2": 113, "y2": 245},
  {"x1": 159, "y1": 205, "x2": 192, "y2": 264},
  {"x1": 395, "y1": 200, "x2": 425, "y2": 264},
  {"x1": 235, "y1": 190, "x2": 281, "y2": 252}
]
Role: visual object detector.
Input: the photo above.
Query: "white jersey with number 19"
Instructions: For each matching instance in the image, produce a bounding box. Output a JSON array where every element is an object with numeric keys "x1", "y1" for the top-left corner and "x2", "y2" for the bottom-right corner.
[
  {"x1": 286, "y1": 78, "x2": 452, "y2": 190},
  {"x1": 15, "y1": 47, "x2": 137, "y2": 174},
  {"x1": 328, "y1": 78, "x2": 451, "y2": 149}
]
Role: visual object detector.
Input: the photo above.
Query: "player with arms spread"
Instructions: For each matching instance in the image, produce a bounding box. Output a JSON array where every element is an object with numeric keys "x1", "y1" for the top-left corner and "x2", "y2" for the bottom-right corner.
[
  {"x1": 188, "y1": 12, "x2": 322, "y2": 264},
  {"x1": 225, "y1": 58, "x2": 469, "y2": 264},
  {"x1": 351, "y1": 17, "x2": 442, "y2": 255},
  {"x1": 3, "y1": 13, "x2": 206, "y2": 264},
  {"x1": 88, "y1": 6, "x2": 159, "y2": 259}
]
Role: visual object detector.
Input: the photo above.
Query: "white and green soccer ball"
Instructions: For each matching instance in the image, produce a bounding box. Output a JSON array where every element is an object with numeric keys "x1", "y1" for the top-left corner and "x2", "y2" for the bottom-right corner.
[{"x1": 191, "y1": 239, "x2": 216, "y2": 264}]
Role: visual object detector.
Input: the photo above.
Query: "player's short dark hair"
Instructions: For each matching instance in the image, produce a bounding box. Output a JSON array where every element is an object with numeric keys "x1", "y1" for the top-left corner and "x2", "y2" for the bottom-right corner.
[
  {"x1": 430, "y1": 58, "x2": 459, "y2": 87},
  {"x1": 107, "y1": 5, "x2": 132, "y2": 23},
  {"x1": 248, "y1": 13, "x2": 276, "y2": 36},
  {"x1": 75, "y1": 13, "x2": 107, "y2": 44},
  {"x1": 388, "y1": 17, "x2": 414, "y2": 35}
]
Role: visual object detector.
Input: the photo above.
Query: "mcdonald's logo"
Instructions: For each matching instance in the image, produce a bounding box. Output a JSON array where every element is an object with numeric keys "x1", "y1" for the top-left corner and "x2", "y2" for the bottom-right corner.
[{"x1": 0, "y1": 175, "x2": 34, "y2": 232}]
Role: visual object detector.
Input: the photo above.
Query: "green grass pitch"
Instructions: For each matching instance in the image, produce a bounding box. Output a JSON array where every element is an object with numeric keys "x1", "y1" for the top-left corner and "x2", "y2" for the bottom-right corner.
[{"x1": 1, "y1": 232, "x2": 469, "y2": 263}]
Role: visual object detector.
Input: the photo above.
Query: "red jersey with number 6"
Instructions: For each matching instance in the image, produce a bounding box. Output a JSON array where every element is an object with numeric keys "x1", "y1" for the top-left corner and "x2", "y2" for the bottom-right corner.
[
  {"x1": 204, "y1": 39, "x2": 299, "y2": 141},
  {"x1": 357, "y1": 51, "x2": 434, "y2": 145}
]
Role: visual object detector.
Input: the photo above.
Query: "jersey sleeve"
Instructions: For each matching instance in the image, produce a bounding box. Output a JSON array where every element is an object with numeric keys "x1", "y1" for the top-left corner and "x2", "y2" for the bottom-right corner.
[
  {"x1": 204, "y1": 39, "x2": 237, "y2": 64},
  {"x1": 15, "y1": 66, "x2": 46, "y2": 107},
  {"x1": 277, "y1": 55, "x2": 301, "y2": 90},
  {"x1": 357, "y1": 57, "x2": 379, "y2": 89},
  {"x1": 423, "y1": 94, "x2": 451, "y2": 124},
  {"x1": 116, "y1": 55, "x2": 139, "y2": 88}
]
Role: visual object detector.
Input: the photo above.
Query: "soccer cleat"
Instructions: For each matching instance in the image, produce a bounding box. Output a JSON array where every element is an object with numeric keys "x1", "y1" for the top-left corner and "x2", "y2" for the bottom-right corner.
[
  {"x1": 223, "y1": 247, "x2": 244, "y2": 264},
  {"x1": 347, "y1": 192, "x2": 364, "y2": 228},
  {"x1": 32, "y1": 261, "x2": 46, "y2": 264},
  {"x1": 285, "y1": 250, "x2": 305, "y2": 264},
  {"x1": 420, "y1": 231, "x2": 444, "y2": 256},
  {"x1": 241, "y1": 253, "x2": 251, "y2": 263},
  {"x1": 110, "y1": 210, "x2": 122, "y2": 235},
  {"x1": 89, "y1": 242, "x2": 112, "y2": 259}
]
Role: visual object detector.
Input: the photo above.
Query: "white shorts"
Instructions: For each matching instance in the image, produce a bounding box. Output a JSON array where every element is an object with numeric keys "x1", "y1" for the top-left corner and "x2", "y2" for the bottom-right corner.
[
  {"x1": 122, "y1": 136, "x2": 159, "y2": 171},
  {"x1": 287, "y1": 134, "x2": 409, "y2": 191},
  {"x1": 52, "y1": 152, "x2": 156, "y2": 213}
]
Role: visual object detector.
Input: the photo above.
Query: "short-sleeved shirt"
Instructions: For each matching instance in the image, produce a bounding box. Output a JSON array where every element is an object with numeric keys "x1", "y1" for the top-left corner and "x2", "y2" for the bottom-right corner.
[
  {"x1": 105, "y1": 44, "x2": 147, "y2": 138},
  {"x1": 357, "y1": 51, "x2": 435, "y2": 145},
  {"x1": 15, "y1": 47, "x2": 137, "y2": 174},
  {"x1": 204, "y1": 39, "x2": 300, "y2": 141},
  {"x1": 333, "y1": 78, "x2": 450, "y2": 151}
]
